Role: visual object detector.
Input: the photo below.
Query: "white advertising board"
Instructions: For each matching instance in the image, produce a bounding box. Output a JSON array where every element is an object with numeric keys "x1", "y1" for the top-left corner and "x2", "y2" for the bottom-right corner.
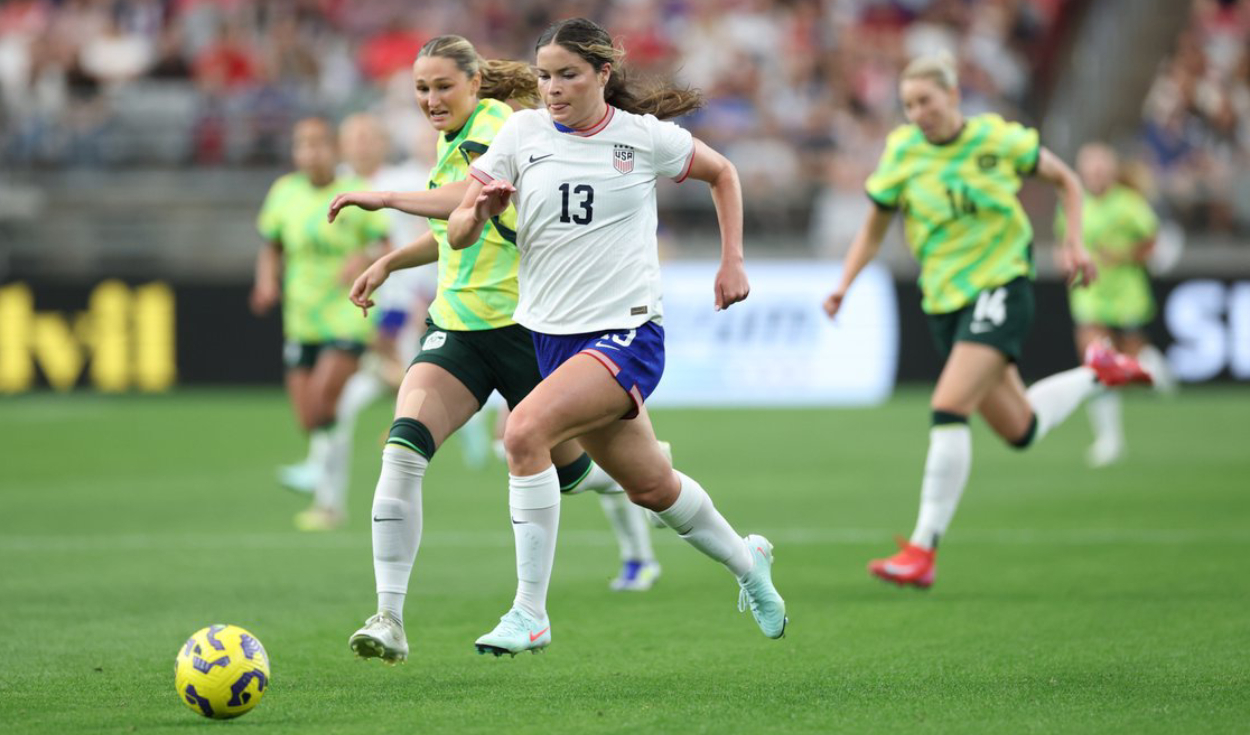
[{"x1": 649, "y1": 261, "x2": 898, "y2": 407}]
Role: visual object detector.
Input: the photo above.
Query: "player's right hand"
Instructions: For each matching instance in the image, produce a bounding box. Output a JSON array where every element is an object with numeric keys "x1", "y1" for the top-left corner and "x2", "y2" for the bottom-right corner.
[
  {"x1": 350, "y1": 263, "x2": 389, "y2": 316},
  {"x1": 249, "y1": 280, "x2": 280, "y2": 316},
  {"x1": 474, "y1": 180, "x2": 514, "y2": 222},
  {"x1": 328, "y1": 191, "x2": 386, "y2": 223},
  {"x1": 822, "y1": 289, "x2": 846, "y2": 320}
]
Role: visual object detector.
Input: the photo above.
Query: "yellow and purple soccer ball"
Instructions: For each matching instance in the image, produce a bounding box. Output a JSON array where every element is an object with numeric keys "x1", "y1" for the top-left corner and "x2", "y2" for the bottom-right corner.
[{"x1": 174, "y1": 624, "x2": 270, "y2": 720}]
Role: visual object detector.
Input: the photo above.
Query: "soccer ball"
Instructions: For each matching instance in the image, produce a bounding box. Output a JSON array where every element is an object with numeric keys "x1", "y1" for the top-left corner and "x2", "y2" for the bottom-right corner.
[{"x1": 174, "y1": 624, "x2": 271, "y2": 720}]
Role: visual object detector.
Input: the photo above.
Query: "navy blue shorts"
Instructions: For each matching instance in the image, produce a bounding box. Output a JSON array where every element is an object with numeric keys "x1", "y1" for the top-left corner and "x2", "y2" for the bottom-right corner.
[
  {"x1": 378, "y1": 308, "x2": 409, "y2": 338},
  {"x1": 531, "y1": 321, "x2": 665, "y2": 420}
]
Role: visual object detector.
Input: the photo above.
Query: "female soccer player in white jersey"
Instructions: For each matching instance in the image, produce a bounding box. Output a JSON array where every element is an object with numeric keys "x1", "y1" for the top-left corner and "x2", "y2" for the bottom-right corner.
[
  {"x1": 823, "y1": 53, "x2": 1152, "y2": 590},
  {"x1": 324, "y1": 36, "x2": 663, "y2": 664},
  {"x1": 448, "y1": 17, "x2": 787, "y2": 655}
]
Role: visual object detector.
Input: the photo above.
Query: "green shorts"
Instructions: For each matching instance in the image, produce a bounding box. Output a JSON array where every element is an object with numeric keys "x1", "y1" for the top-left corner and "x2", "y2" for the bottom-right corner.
[
  {"x1": 409, "y1": 320, "x2": 543, "y2": 409},
  {"x1": 283, "y1": 340, "x2": 367, "y2": 370},
  {"x1": 926, "y1": 276, "x2": 1035, "y2": 362}
]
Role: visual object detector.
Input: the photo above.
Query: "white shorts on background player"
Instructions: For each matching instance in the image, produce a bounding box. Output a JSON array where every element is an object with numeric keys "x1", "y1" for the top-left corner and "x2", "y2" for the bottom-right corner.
[{"x1": 469, "y1": 106, "x2": 695, "y2": 335}]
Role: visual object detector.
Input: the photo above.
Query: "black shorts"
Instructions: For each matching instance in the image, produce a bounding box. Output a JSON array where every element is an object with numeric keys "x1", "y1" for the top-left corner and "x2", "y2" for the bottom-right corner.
[
  {"x1": 409, "y1": 320, "x2": 544, "y2": 410},
  {"x1": 926, "y1": 276, "x2": 1035, "y2": 362},
  {"x1": 283, "y1": 340, "x2": 367, "y2": 370}
]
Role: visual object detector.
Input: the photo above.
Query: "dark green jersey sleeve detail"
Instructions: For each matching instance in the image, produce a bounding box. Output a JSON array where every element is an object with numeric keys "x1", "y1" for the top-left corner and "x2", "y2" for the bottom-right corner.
[
  {"x1": 460, "y1": 140, "x2": 489, "y2": 157},
  {"x1": 867, "y1": 189, "x2": 899, "y2": 211},
  {"x1": 491, "y1": 215, "x2": 518, "y2": 244}
]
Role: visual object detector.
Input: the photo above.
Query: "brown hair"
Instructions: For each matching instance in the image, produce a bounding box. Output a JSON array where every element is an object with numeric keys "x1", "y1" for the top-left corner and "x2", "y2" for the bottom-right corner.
[
  {"x1": 418, "y1": 35, "x2": 541, "y2": 109},
  {"x1": 535, "y1": 17, "x2": 704, "y2": 120}
]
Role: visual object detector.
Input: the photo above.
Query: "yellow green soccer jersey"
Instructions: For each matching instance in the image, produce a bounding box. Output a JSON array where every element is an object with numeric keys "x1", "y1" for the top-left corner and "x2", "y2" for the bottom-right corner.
[
  {"x1": 1058, "y1": 185, "x2": 1159, "y2": 327},
  {"x1": 426, "y1": 98, "x2": 520, "y2": 331},
  {"x1": 257, "y1": 172, "x2": 388, "y2": 343},
  {"x1": 866, "y1": 113, "x2": 1041, "y2": 314}
]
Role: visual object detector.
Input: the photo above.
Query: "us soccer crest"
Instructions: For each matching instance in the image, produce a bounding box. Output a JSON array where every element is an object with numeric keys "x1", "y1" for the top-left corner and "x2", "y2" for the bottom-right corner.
[{"x1": 613, "y1": 144, "x2": 635, "y2": 174}]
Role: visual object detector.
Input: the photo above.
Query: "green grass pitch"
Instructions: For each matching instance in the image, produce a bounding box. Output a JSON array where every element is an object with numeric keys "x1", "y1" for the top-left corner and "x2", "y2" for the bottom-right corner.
[{"x1": 1, "y1": 387, "x2": 1247, "y2": 733}]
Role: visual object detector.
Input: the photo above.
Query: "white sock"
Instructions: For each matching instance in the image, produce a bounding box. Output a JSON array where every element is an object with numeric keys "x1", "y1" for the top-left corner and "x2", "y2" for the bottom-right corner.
[
  {"x1": 314, "y1": 422, "x2": 352, "y2": 514},
  {"x1": 598, "y1": 492, "x2": 656, "y2": 562},
  {"x1": 458, "y1": 409, "x2": 491, "y2": 469},
  {"x1": 1086, "y1": 392, "x2": 1124, "y2": 449},
  {"x1": 575, "y1": 462, "x2": 617, "y2": 493},
  {"x1": 339, "y1": 370, "x2": 386, "y2": 428},
  {"x1": 1026, "y1": 366, "x2": 1101, "y2": 443},
  {"x1": 1136, "y1": 344, "x2": 1176, "y2": 393},
  {"x1": 657, "y1": 471, "x2": 752, "y2": 577},
  {"x1": 509, "y1": 466, "x2": 560, "y2": 620},
  {"x1": 306, "y1": 428, "x2": 331, "y2": 470},
  {"x1": 372, "y1": 445, "x2": 427, "y2": 624},
  {"x1": 910, "y1": 423, "x2": 973, "y2": 550}
]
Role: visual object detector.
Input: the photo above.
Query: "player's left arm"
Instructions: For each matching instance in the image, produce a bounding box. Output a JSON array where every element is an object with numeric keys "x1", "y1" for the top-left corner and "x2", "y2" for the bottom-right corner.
[
  {"x1": 684, "y1": 138, "x2": 748, "y2": 311},
  {"x1": 350, "y1": 231, "x2": 438, "y2": 316},
  {"x1": 1036, "y1": 147, "x2": 1096, "y2": 288}
]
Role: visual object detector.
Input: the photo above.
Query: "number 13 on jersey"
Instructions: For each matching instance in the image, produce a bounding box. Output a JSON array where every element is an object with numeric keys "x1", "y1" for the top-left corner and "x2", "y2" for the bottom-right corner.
[{"x1": 559, "y1": 183, "x2": 594, "y2": 225}]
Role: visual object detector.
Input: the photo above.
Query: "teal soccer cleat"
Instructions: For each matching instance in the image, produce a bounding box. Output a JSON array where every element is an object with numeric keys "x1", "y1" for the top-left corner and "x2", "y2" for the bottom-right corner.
[{"x1": 737, "y1": 535, "x2": 787, "y2": 639}]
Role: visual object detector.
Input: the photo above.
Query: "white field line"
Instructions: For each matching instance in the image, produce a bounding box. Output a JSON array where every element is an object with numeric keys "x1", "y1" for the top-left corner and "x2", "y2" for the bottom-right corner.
[{"x1": 0, "y1": 527, "x2": 1248, "y2": 554}]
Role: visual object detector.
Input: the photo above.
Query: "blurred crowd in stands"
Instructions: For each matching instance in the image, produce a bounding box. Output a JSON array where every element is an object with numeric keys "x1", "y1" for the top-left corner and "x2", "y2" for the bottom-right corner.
[
  {"x1": 2, "y1": 0, "x2": 1245, "y2": 238},
  {"x1": 1143, "y1": 0, "x2": 1250, "y2": 234}
]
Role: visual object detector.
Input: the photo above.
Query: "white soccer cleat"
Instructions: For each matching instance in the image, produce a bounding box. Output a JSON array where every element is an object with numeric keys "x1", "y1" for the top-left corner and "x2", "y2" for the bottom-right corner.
[
  {"x1": 474, "y1": 607, "x2": 551, "y2": 657},
  {"x1": 349, "y1": 612, "x2": 408, "y2": 664},
  {"x1": 609, "y1": 560, "x2": 662, "y2": 591},
  {"x1": 737, "y1": 535, "x2": 788, "y2": 639},
  {"x1": 277, "y1": 462, "x2": 319, "y2": 494},
  {"x1": 1086, "y1": 438, "x2": 1124, "y2": 468}
]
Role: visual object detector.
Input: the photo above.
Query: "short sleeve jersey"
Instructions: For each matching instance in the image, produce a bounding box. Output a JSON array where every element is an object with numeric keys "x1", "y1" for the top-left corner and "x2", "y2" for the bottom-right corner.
[
  {"x1": 470, "y1": 106, "x2": 695, "y2": 335},
  {"x1": 257, "y1": 173, "x2": 388, "y2": 343},
  {"x1": 1058, "y1": 184, "x2": 1160, "y2": 326},
  {"x1": 866, "y1": 113, "x2": 1040, "y2": 314},
  {"x1": 426, "y1": 98, "x2": 521, "y2": 331}
]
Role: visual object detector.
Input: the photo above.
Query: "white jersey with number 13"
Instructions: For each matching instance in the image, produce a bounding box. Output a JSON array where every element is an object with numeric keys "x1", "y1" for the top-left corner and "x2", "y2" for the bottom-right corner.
[{"x1": 470, "y1": 106, "x2": 695, "y2": 335}]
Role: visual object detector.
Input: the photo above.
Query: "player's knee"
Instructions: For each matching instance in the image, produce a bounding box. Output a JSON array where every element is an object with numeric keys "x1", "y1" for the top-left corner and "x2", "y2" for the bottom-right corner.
[
  {"x1": 386, "y1": 417, "x2": 435, "y2": 459},
  {"x1": 501, "y1": 409, "x2": 552, "y2": 463},
  {"x1": 622, "y1": 469, "x2": 679, "y2": 511}
]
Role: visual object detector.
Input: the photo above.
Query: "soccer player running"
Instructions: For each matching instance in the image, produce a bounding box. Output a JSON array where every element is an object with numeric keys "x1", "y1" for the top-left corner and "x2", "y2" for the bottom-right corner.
[
  {"x1": 251, "y1": 117, "x2": 389, "y2": 532},
  {"x1": 333, "y1": 35, "x2": 661, "y2": 665},
  {"x1": 448, "y1": 17, "x2": 787, "y2": 655},
  {"x1": 822, "y1": 54, "x2": 1153, "y2": 589},
  {"x1": 1059, "y1": 142, "x2": 1175, "y2": 467}
]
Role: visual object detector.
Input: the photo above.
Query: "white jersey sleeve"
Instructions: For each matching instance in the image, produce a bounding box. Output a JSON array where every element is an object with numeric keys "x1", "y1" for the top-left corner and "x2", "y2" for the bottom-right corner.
[
  {"x1": 469, "y1": 113, "x2": 521, "y2": 185},
  {"x1": 649, "y1": 116, "x2": 696, "y2": 181}
]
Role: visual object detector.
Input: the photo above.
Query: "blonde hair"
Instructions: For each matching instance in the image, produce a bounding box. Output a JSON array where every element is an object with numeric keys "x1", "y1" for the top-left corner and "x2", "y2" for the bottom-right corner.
[
  {"x1": 902, "y1": 51, "x2": 959, "y2": 91},
  {"x1": 536, "y1": 17, "x2": 704, "y2": 120},
  {"x1": 418, "y1": 35, "x2": 541, "y2": 109}
]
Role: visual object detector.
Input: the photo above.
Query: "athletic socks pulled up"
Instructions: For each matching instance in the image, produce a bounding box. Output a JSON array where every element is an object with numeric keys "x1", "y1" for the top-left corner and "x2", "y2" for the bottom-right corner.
[
  {"x1": 509, "y1": 466, "x2": 561, "y2": 620},
  {"x1": 657, "y1": 471, "x2": 752, "y2": 577},
  {"x1": 910, "y1": 414, "x2": 972, "y2": 550}
]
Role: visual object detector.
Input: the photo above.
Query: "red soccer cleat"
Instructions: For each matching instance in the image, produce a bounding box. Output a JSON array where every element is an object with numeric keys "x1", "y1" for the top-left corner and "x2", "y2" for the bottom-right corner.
[
  {"x1": 1084, "y1": 340, "x2": 1153, "y2": 388},
  {"x1": 868, "y1": 537, "x2": 936, "y2": 589}
]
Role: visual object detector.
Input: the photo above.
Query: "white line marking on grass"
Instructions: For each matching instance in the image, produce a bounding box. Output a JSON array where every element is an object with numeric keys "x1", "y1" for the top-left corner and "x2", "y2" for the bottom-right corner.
[{"x1": 1, "y1": 528, "x2": 1248, "y2": 554}]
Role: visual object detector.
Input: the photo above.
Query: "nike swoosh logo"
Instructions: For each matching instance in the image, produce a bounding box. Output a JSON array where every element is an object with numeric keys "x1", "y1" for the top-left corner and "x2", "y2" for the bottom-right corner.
[
  {"x1": 882, "y1": 562, "x2": 920, "y2": 576},
  {"x1": 528, "y1": 153, "x2": 554, "y2": 163},
  {"x1": 593, "y1": 343, "x2": 621, "y2": 351},
  {"x1": 530, "y1": 627, "x2": 550, "y2": 642},
  {"x1": 511, "y1": 517, "x2": 528, "y2": 525},
  {"x1": 373, "y1": 517, "x2": 403, "y2": 522}
]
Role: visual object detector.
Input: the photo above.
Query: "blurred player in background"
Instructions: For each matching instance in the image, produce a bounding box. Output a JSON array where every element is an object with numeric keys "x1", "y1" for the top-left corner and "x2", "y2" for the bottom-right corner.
[
  {"x1": 1059, "y1": 142, "x2": 1177, "y2": 467},
  {"x1": 332, "y1": 35, "x2": 660, "y2": 665},
  {"x1": 251, "y1": 117, "x2": 389, "y2": 531},
  {"x1": 450, "y1": 17, "x2": 786, "y2": 656},
  {"x1": 824, "y1": 53, "x2": 1153, "y2": 589}
]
